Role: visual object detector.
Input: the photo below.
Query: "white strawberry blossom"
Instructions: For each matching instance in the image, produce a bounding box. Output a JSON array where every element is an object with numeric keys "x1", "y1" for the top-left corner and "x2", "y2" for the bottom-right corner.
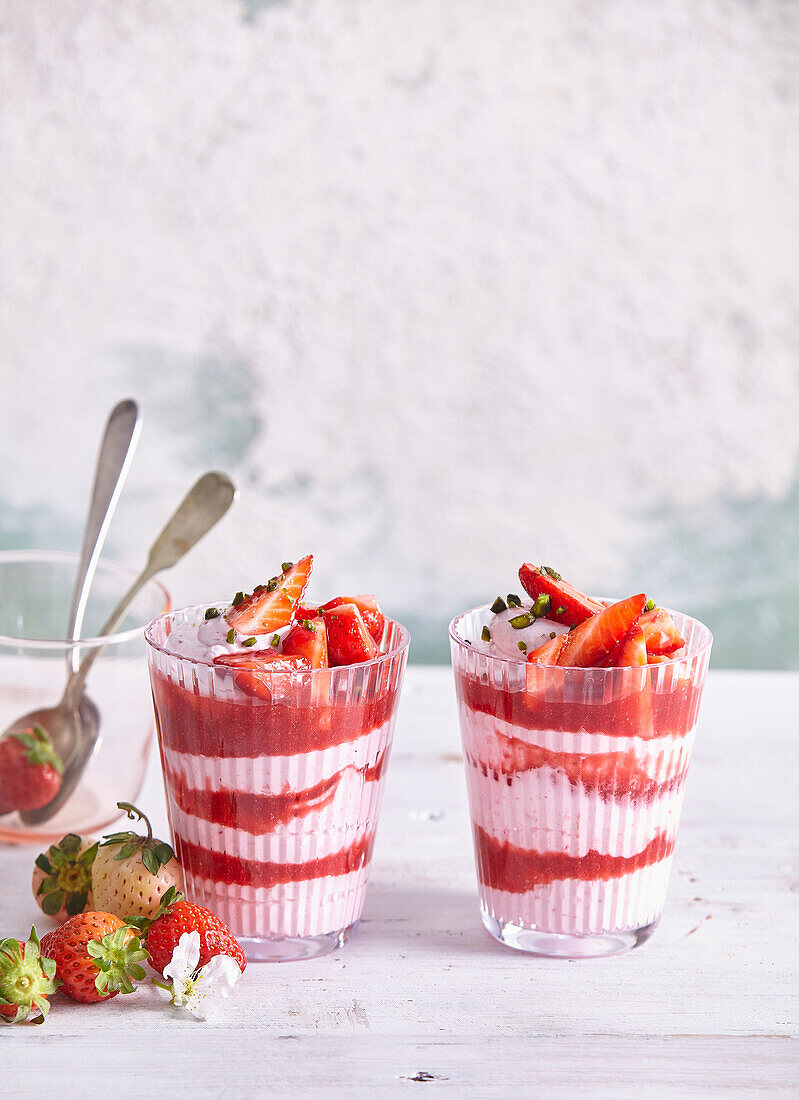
[{"x1": 156, "y1": 931, "x2": 241, "y2": 1020}]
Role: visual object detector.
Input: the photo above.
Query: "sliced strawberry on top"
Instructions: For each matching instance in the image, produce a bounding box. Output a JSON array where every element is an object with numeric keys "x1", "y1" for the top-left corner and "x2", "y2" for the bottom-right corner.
[
  {"x1": 639, "y1": 608, "x2": 685, "y2": 656},
  {"x1": 225, "y1": 555, "x2": 313, "y2": 636},
  {"x1": 526, "y1": 633, "x2": 570, "y2": 666},
  {"x1": 282, "y1": 616, "x2": 329, "y2": 668},
  {"x1": 321, "y1": 595, "x2": 385, "y2": 643},
  {"x1": 528, "y1": 593, "x2": 647, "y2": 668},
  {"x1": 213, "y1": 651, "x2": 310, "y2": 701},
  {"x1": 518, "y1": 564, "x2": 604, "y2": 627},
  {"x1": 615, "y1": 624, "x2": 648, "y2": 667},
  {"x1": 325, "y1": 603, "x2": 379, "y2": 666}
]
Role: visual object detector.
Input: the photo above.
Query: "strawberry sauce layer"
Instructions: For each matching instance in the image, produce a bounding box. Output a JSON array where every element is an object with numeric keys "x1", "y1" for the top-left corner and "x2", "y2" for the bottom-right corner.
[
  {"x1": 151, "y1": 671, "x2": 399, "y2": 757},
  {"x1": 163, "y1": 751, "x2": 388, "y2": 835},
  {"x1": 465, "y1": 732, "x2": 689, "y2": 804},
  {"x1": 473, "y1": 825, "x2": 675, "y2": 892},
  {"x1": 456, "y1": 673, "x2": 702, "y2": 739},
  {"x1": 174, "y1": 832, "x2": 375, "y2": 888}
]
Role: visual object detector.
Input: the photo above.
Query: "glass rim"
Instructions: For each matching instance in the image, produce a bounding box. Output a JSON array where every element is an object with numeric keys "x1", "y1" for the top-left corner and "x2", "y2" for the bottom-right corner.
[
  {"x1": 144, "y1": 602, "x2": 411, "y2": 673},
  {"x1": 0, "y1": 549, "x2": 171, "y2": 651},
  {"x1": 448, "y1": 602, "x2": 713, "y2": 669}
]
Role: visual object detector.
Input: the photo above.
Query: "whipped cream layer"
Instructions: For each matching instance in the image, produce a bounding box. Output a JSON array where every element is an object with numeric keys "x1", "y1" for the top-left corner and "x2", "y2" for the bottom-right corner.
[
  {"x1": 163, "y1": 607, "x2": 284, "y2": 663},
  {"x1": 467, "y1": 604, "x2": 570, "y2": 661}
]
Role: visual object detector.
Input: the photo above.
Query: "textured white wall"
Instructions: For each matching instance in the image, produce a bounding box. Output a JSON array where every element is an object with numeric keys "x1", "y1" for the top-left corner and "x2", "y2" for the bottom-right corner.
[{"x1": 1, "y1": 0, "x2": 797, "y2": 664}]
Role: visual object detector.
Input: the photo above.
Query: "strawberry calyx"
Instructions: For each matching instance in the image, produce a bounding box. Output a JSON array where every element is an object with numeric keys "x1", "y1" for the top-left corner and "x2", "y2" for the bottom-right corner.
[
  {"x1": 10, "y1": 725, "x2": 63, "y2": 775},
  {"x1": 85, "y1": 926, "x2": 149, "y2": 996},
  {"x1": 0, "y1": 927, "x2": 59, "y2": 1025},
  {"x1": 100, "y1": 803, "x2": 175, "y2": 878},
  {"x1": 127, "y1": 885, "x2": 184, "y2": 936},
  {"x1": 34, "y1": 833, "x2": 98, "y2": 918}
]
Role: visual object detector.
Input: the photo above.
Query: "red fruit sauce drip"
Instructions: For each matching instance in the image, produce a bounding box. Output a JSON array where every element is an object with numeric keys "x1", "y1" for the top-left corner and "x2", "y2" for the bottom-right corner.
[
  {"x1": 151, "y1": 671, "x2": 399, "y2": 758},
  {"x1": 163, "y1": 750, "x2": 389, "y2": 834},
  {"x1": 472, "y1": 825, "x2": 676, "y2": 892},
  {"x1": 466, "y1": 733, "x2": 689, "y2": 803},
  {"x1": 456, "y1": 673, "x2": 702, "y2": 740},
  {"x1": 174, "y1": 832, "x2": 375, "y2": 888}
]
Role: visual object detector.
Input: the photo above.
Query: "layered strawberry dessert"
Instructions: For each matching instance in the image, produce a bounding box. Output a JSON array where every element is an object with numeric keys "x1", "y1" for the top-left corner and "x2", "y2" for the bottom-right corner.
[
  {"x1": 145, "y1": 556, "x2": 409, "y2": 960},
  {"x1": 450, "y1": 564, "x2": 712, "y2": 956}
]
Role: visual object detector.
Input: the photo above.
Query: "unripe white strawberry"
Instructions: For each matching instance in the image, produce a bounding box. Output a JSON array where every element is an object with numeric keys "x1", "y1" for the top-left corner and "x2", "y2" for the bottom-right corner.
[
  {"x1": 31, "y1": 833, "x2": 98, "y2": 922},
  {"x1": 92, "y1": 803, "x2": 184, "y2": 922}
]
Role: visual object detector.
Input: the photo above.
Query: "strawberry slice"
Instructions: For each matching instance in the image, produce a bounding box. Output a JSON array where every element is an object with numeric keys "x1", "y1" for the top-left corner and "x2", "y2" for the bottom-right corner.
[
  {"x1": 325, "y1": 603, "x2": 379, "y2": 666},
  {"x1": 213, "y1": 651, "x2": 310, "y2": 700},
  {"x1": 225, "y1": 556, "x2": 313, "y2": 635},
  {"x1": 528, "y1": 593, "x2": 648, "y2": 667},
  {"x1": 615, "y1": 625, "x2": 648, "y2": 667},
  {"x1": 639, "y1": 608, "x2": 685, "y2": 656},
  {"x1": 518, "y1": 564, "x2": 604, "y2": 626},
  {"x1": 321, "y1": 595, "x2": 385, "y2": 643},
  {"x1": 282, "y1": 616, "x2": 329, "y2": 668},
  {"x1": 295, "y1": 604, "x2": 320, "y2": 621},
  {"x1": 526, "y1": 633, "x2": 570, "y2": 666}
]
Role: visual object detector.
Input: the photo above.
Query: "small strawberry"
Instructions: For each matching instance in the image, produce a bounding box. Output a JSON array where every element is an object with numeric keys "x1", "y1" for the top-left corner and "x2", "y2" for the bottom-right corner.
[
  {"x1": 528, "y1": 593, "x2": 648, "y2": 667},
  {"x1": 132, "y1": 887, "x2": 246, "y2": 977},
  {"x1": 32, "y1": 833, "x2": 99, "y2": 921},
  {"x1": 639, "y1": 607, "x2": 685, "y2": 656},
  {"x1": 213, "y1": 651, "x2": 311, "y2": 701},
  {"x1": 325, "y1": 603, "x2": 379, "y2": 666},
  {"x1": 282, "y1": 615, "x2": 329, "y2": 668},
  {"x1": 321, "y1": 595, "x2": 385, "y2": 643},
  {"x1": 225, "y1": 556, "x2": 313, "y2": 636},
  {"x1": 615, "y1": 624, "x2": 648, "y2": 667},
  {"x1": 518, "y1": 564, "x2": 604, "y2": 627},
  {"x1": 0, "y1": 725, "x2": 63, "y2": 815},
  {"x1": 92, "y1": 803, "x2": 184, "y2": 922},
  {"x1": 0, "y1": 928, "x2": 59, "y2": 1024},
  {"x1": 40, "y1": 912, "x2": 148, "y2": 1004}
]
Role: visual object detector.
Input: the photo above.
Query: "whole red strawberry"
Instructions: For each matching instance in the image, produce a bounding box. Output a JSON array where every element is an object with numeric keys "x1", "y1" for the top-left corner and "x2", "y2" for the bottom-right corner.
[
  {"x1": 0, "y1": 927, "x2": 59, "y2": 1024},
  {"x1": 0, "y1": 725, "x2": 63, "y2": 814},
  {"x1": 40, "y1": 912, "x2": 148, "y2": 1004},
  {"x1": 136, "y1": 887, "x2": 246, "y2": 976}
]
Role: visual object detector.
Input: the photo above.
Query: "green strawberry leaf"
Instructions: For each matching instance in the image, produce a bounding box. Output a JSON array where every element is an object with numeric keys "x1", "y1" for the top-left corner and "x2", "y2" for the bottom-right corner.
[
  {"x1": 34, "y1": 854, "x2": 53, "y2": 874},
  {"x1": 141, "y1": 848, "x2": 159, "y2": 877},
  {"x1": 65, "y1": 891, "x2": 88, "y2": 917},
  {"x1": 41, "y1": 891, "x2": 64, "y2": 916},
  {"x1": 59, "y1": 834, "x2": 82, "y2": 857},
  {"x1": 113, "y1": 842, "x2": 139, "y2": 862},
  {"x1": 153, "y1": 842, "x2": 175, "y2": 866},
  {"x1": 78, "y1": 842, "x2": 99, "y2": 867}
]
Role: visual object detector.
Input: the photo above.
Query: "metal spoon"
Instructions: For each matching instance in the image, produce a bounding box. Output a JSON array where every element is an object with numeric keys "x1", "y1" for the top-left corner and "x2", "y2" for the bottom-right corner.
[
  {"x1": 14, "y1": 471, "x2": 238, "y2": 825},
  {"x1": 66, "y1": 399, "x2": 141, "y2": 675}
]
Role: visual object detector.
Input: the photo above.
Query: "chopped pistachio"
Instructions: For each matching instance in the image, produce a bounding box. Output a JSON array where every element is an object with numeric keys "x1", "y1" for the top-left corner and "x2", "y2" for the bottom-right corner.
[
  {"x1": 281, "y1": 561, "x2": 294, "y2": 573},
  {"x1": 644, "y1": 598, "x2": 656, "y2": 612},
  {"x1": 232, "y1": 591, "x2": 244, "y2": 607},
  {"x1": 490, "y1": 596, "x2": 507, "y2": 614},
  {"x1": 509, "y1": 612, "x2": 534, "y2": 629},
  {"x1": 532, "y1": 594, "x2": 551, "y2": 618},
  {"x1": 550, "y1": 631, "x2": 556, "y2": 639},
  {"x1": 481, "y1": 626, "x2": 491, "y2": 643},
  {"x1": 506, "y1": 593, "x2": 522, "y2": 608},
  {"x1": 541, "y1": 565, "x2": 562, "y2": 580},
  {"x1": 300, "y1": 620, "x2": 317, "y2": 633},
  {"x1": 266, "y1": 578, "x2": 279, "y2": 592},
  {"x1": 226, "y1": 628, "x2": 235, "y2": 644},
  {"x1": 271, "y1": 634, "x2": 280, "y2": 647},
  {"x1": 204, "y1": 607, "x2": 220, "y2": 620},
  {"x1": 555, "y1": 605, "x2": 566, "y2": 616},
  {"x1": 242, "y1": 637, "x2": 257, "y2": 647},
  {"x1": 517, "y1": 640, "x2": 528, "y2": 653}
]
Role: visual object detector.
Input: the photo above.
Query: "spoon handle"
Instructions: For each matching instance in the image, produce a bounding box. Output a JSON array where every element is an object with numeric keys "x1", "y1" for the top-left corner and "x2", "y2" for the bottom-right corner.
[
  {"x1": 63, "y1": 471, "x2": 237, "y2": 703},
  {"x1": 66, "y1": 399, "x2": 141, "y2": 674}
]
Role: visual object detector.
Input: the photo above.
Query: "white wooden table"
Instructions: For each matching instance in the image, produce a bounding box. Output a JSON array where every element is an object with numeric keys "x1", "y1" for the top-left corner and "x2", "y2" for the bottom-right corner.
[{"x1": 3, "y1": 669, "x2": 797, "y2": 1098}]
